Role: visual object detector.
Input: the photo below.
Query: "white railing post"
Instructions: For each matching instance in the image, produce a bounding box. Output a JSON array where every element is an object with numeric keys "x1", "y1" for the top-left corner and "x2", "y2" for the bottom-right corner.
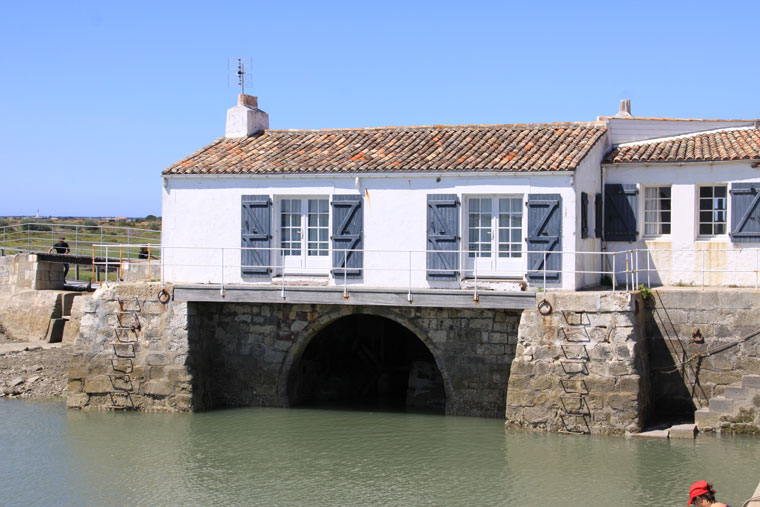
[
  {"x1": 160, "y1": 245, "x2": 165, "y2": 285},
  {"x1": 701, "y1": 249, "x2": 705, "y2": 288},
  {"x1": 27, "y1": 224, "x2": 30, "y2": 252},
  {"x1": 756, "y1": 249, "x2": 759, "y2": 290},
  {"x1": 343, "y1": 249, "x2": 348, "y2": 299},
  {"x1": 543, "y1": 250, "x2": 547, "y2": 292},
  {"x1": 647, "y1": 249, "x2": 651, "y2": 288},
  {"x1": 407, "y1": 250, "x2": 413, "y2": 303},
  {"x1": 220, "y1": 247, "x2": 225, "y2": 296},
  {"x1": 281, "y1": 249, "x2": 287, "y2": 299},
  {"x1": 612, "y1": 254, "x2": 616, "y2": 293}
]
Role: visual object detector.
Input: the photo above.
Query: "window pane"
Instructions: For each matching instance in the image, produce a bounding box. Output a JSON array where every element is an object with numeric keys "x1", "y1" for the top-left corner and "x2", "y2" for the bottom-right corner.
[
  {"x1": 307, "y1": 199, "x2": 329, "y2": 257},
  {"x1": 698, "y1": 186, "x2": 727, "y2": 236},
  {"x1": 643, "y1": 186, "x2": 671, "y2": 236}
]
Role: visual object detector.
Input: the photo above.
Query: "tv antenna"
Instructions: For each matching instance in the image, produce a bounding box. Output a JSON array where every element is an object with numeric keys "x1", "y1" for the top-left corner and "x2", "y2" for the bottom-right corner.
[{"x1": 228, "y1": 57, "x2": 253, "y2": 95}]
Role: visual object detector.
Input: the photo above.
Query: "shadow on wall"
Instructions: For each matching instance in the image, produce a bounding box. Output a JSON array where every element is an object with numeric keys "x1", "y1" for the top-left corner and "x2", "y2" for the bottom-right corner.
[
  {"x1": 185, "y1": 304, "x2": 446, "y2": 414},
  {"x1": 646, "y1": 293, "x2": 706, "y2": 423},
  {"x1": 287, "y1": 314, "x2": 445, "y2": 413}
]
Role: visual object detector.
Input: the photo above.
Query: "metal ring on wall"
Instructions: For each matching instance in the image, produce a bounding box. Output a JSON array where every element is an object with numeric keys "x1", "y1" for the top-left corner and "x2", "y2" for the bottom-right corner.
[
  {"x1": 537, "y1": 298, "x2": 552, "y2": 316},
  {"x1": 157, "y1": 288, "x2": 171, "y2": 304}
]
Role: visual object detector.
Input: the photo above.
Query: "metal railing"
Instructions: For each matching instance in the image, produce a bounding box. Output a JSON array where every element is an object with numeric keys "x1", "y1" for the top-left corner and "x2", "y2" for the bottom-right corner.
[
  {"x1": 92, "y1": 244, "x2": 644, "y2": 298},
  {"x1": 0, "y1": 223, "x2": 161, "y2": 282},
  {"x1": 0, "y1": 222, "x2": 160, "y2": 257},
  {"x1": 68, "y1": 243, "x2": 760, "y2": 295}
]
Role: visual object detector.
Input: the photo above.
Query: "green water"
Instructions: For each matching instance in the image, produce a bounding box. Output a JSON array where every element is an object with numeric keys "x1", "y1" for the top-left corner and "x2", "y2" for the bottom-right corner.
[{"x1": 1, "y1": 400, "x2": 758, "y2": 506}]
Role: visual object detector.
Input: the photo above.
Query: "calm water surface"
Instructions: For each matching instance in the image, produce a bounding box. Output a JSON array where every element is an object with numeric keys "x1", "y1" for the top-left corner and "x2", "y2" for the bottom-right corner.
[{"x1": 1, "y1": 400, "x2": 758, "y2": 506}]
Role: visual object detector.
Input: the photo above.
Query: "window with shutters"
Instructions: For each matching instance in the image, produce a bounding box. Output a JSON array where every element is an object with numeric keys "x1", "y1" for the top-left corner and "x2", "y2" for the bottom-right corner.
[
  {"x1": 698, "y1": 185, "x2": 727, "y2": 237},
  {"x1": 466, "y1": 196, "x2": 524, "y2": 276},
  {"x1": 643, "y1": 186, "x2": 671, "y2": 237},
  {"x1": 278, "y1": 197, "x2": 330, "y2": 272}
]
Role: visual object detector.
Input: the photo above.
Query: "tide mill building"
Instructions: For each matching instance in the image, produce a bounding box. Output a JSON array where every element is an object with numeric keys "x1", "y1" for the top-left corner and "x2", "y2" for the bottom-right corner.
[{"x1": 62, "y1": 93, "x2": 760, "y2": 435}]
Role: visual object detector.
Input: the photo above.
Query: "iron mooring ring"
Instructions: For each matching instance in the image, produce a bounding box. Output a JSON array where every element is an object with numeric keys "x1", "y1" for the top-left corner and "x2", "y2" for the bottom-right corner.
[
  {"x1": 157, "y1": 288, "x2": 171, "y2": 305},
  {"x1": 537, "y1": 298, "x2": 552, "y2": 316}
]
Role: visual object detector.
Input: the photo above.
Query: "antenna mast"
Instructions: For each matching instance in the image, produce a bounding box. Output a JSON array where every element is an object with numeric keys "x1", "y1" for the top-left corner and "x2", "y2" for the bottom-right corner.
[
  {"x1": 237, "y1": 58, "x2": 245, "y2": 95},
  {"x1": 228, "y1": 57, "x2": 253, "y2": 96}
]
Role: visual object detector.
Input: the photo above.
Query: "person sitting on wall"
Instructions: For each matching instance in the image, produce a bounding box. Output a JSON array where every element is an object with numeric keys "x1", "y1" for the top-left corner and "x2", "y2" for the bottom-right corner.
[
  {"x1": 138, "y1": 247, "x2": 157, "y2": 260},
  {"x1": 48, "y1": 236, "x2": 70, "y2": 280},
  {"x1": 688, "y1": 481, "x2": 731, "y2": 507}
]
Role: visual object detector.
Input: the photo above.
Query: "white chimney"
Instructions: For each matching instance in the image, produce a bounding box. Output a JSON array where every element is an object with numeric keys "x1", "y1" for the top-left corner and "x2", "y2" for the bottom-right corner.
[
  {"x1": 225, "y1": 94, "x2": 269, "y2": 138},
  {"x1": 615, "y1": 99, "x2": 633, "y2": 118}
]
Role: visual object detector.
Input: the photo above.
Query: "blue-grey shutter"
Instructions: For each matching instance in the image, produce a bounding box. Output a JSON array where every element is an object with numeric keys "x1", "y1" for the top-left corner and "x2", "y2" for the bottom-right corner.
[
  {"x1": 594, "y1": 193, "x2": 603, "y2": 238},
  {"x1": 526, "y1": 194, "x2": 562, "y2": 282},
  {"x1": 331, "y1": 195, "x2": 363, "y2": 278},
  {"x1": 581, "y1": 192, "x2": 589, "y2": 239},
  {"x1": 241, "y1": 195, "x2": 272, "y2": 275},
  {"x1": 604, "y1": 184, "x2": 638, "y2": 241},
  {"x1": 730, "y1": 182, "x2": 760, "y2": 242},
  {"x1": 427, "y1": 194, "x2": 460, "y2": 280}
]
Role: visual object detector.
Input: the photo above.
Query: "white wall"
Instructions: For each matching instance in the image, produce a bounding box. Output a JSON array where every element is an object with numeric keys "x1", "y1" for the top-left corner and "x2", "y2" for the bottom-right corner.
[
  {"x1": 161, "y1": 172, "x2": 580, "y2": 290},
  {"x1": 604, "y1": 161, "x2": 760, "y2": 287},
  {"x1": 573, "y1": 135, "x2": 608, "y2": 288},
  {"x1": 606, "y1": 118, "x2": 755, "y2": 145}
]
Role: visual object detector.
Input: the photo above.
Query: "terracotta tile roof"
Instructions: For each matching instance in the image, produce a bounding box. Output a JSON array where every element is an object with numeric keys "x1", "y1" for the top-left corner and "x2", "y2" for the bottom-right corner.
[
  {"x1": 605, "y1": 127, "x2": 760, "y2": 164},
  {"x1": 164, "y1": 123, "x2": 607, "y2": 175}
]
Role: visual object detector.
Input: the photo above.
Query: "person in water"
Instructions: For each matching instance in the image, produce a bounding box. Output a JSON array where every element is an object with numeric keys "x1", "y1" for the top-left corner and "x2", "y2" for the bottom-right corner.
[{"x1": 688, "y1": 480, "x2": 731, "y2": 507}]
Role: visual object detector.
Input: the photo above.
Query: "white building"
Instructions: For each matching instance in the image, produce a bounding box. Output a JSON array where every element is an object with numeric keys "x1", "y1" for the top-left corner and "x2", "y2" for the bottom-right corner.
[{"x1": 161, "y1": 96, "x2": 760, "y2": 292}]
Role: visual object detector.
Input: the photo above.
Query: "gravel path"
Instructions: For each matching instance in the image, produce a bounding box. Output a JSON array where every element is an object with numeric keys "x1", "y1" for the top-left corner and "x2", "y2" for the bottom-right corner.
[{"x1": 0, "y1": 342, "x2": 71, "y2": 399}]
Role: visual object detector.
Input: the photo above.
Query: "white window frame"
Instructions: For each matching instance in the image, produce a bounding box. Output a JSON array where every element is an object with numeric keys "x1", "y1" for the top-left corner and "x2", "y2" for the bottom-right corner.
[
  {"x1": 642, "y1": 185, "x2": 672, "y2": 238},
  {"x1": 697, "y1": 184, "x2": 728, "y2": 239},
  {"x1": 464, "y1": 195, "x2": 525, "y2": 277},
  {"x1": 277, "y1": 196, "x2": 331, "y2": 274}
]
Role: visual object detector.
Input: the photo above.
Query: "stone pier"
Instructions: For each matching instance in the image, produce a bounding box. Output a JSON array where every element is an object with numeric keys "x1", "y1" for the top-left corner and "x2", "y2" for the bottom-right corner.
[{"x1": 505, "y1": 292, "x2": 650, "y2": 435}]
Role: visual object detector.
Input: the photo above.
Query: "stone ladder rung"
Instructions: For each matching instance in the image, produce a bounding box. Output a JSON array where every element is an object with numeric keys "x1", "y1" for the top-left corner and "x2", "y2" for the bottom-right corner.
[
  {"x1": 560, "y1": 395, "x2": 590, "y2": 416},
  {"x1": 560, "y1": 378, "x2": 589, "y2": 394},
  {"x1": 559, "y1": 414, "x2": 590, "y2": 435},
  {"x1": 559, "y1": 326, "x2": 591, "y2": 343},
  {"x1": 560, "y1": 344, "x2": 589, "y2": 361},
  {"x1": 108, "y1": 391, "x2": 136, "y2": 410},
  {"x1": 108, "y1": 358, "x2": 134, "y2": 373},
  {"x1": 111, "y1": 342, "x2": 136, "y2": 358}
]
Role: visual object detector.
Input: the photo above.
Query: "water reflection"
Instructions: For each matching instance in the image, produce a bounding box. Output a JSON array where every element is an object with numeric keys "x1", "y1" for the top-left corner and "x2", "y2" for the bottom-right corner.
[{"x1": 0, "y1": 400, "x2": 758, "y2": 506}]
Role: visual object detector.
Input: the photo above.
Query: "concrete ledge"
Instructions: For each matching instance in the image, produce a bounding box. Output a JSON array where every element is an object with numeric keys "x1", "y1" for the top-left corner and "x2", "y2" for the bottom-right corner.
[{"x1": 174, "y1": 284, "x2": 535, "y2": 310}]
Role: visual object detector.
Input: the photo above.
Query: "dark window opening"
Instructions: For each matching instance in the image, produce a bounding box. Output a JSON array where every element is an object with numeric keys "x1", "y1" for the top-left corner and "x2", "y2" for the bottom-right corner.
[{"x1": 288, "y1": 315, "x2": 445, "y2": 413}]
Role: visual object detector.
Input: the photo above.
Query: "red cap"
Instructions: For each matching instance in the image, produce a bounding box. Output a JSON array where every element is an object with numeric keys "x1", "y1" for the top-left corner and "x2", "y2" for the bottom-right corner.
[{"x1": 688, "y1": 480, "x2": 715, "y2": 505}]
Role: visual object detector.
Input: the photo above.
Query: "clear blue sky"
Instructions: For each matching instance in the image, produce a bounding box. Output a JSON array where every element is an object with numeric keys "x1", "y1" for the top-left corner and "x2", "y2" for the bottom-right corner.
[{"x1": 1, "y1": 0, "x2": 758, "y2": 217}]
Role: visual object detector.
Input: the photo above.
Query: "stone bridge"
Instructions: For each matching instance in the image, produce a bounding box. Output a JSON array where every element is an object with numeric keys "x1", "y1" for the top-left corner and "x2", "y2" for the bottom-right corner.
[{"x1": 67, "y1": 283, "x2": 663, "y2": 434}]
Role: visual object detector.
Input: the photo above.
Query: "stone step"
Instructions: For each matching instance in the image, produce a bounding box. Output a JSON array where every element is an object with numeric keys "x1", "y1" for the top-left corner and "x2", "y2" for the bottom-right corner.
[
  {"x1": 695, "y1": 408, "x2": 722, "y2": 430},
  {"x1": 724, "y1": 386, "x2": 751, "y2": 400},
  {"x1": 708, "y1": 397, "x2": 734, "y2": 413},
  {"x1": 670, "y1": 423, "x2": 697, "y2": 439},
  {"x1": 743, "y1": 375, "x2": 760, "y2": 389}
]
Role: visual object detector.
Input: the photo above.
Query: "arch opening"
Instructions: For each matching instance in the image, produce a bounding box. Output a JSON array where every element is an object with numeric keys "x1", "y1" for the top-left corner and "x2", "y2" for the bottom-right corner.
[{"x1": 287, "y1": 314, "x2": 445, "y2": 413}]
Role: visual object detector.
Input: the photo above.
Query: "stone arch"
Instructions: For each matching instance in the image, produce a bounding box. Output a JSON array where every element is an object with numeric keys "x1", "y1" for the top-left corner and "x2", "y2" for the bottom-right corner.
[{"x1": 277, "y1": 305, "x2": 454, "y2": 413}]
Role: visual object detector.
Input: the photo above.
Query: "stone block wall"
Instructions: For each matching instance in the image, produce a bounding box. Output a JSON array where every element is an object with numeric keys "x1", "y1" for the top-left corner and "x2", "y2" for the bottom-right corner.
[
  {"x1": 505, "y1": 292, "x2": 650, "y2": 435},
  {"x1": 647, "y1": 289, "x2": 760, "y2": 417},
  {"x1": 121, "y1": 260, "x2": 161, "y2": 282},
  {"x1": 0, "y1": 254, "x2": 64, "y2": 292},
  {"x1": 186, "y1": 303, "x2": 521, "y2": 417},
  {"x1": 67, "y1": 283, "x2": 193, "y2": 412}
]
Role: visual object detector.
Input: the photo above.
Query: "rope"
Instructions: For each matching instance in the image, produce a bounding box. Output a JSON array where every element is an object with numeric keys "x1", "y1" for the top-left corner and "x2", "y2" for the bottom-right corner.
[
  {"x1": 742, "y1": 495, "x2": 760, "y2": 507},
  {"x1": 652, "y1": 328, "x2": 760, "y2": 374}
]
